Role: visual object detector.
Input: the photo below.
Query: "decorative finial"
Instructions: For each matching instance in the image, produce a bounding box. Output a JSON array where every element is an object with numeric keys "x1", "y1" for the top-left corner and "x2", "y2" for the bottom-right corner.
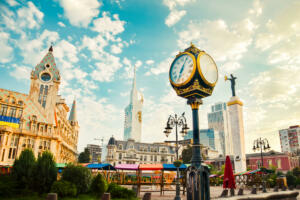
[
  {"x1": 48, "y1": 42, "x2": 54, "y2": 52},
  {"x1": 190, "y1": 42, "x2": 194, "y2": 47}
]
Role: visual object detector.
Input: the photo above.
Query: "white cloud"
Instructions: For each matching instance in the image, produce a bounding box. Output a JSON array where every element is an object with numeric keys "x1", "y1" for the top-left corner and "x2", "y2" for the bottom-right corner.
[
  {"x1": 58, "y1": 21, "x2": 66, "y2": 27},
  {"x1": 59, "y1": 0, "x2": 101, "y2": 27},
  {"x1": 91, "y1": 52, "x2": 123, "y2": 82},
  {"x1": 17, "y1": 2, "x2": 44, "y2": 29},
  {"x1": 81, "y1": 34, "x2": 108, "y2": 59},
  {"x1": 92, "y1": 12, "x2": 125, "y2": 36},
  {"x1": 135, "y1": 60, "x2": 142, "y2": 68},
  {"x1": 18, "y1": 30, "x2": 59, "y2": 64},
  {"x1": 165, "y1": 9, "x2": 186, "y2": 27},
  {"x1": 9, "y1": 64, "x2": 31, "y2": 80},
  {"x1": 146, "y1": 57, "x2": 173, "y2": 76},
  {"x1": 163, "y1": 0, "x2": 195, "y2": 27},
  {"x1": 255, "y1": 2, "x2": 300, "y2": 51},
  {"x1": 111, "y1": 44, "x2": 122, "y2": 54},
  {"x1": 177, "y1": 19, "x2": 254, "y2": 62},
  {"x1": 6, "y1": 0, "x2": 19, "y2": 7},
  {"x1": 249, "y1": 0, "x2": 262, "y2": 17},
  {"x1": 146, "y1": 60, "x2": 154, "y2": 65},
  {"x1": 0, "y1": 32, "x2": 13, "y2": 63}
]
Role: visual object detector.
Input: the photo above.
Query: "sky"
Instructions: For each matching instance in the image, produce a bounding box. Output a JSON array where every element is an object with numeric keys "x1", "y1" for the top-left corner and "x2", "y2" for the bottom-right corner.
[{"x1": 0, "y1": 0, "x2": 299, "y2": 154}]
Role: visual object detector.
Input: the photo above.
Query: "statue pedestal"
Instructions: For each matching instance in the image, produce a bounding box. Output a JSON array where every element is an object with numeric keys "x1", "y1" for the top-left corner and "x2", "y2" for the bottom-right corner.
[{"x1": 227, "y1": 96, "x2": 246, "y2": 173}]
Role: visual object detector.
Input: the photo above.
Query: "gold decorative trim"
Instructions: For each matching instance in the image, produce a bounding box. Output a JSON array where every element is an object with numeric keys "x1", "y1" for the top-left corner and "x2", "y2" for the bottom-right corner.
[
  {"x1": 174, "y1": 80, "x2": 212, "y2": 96},
  {"x1": 196, "y1": 52, "x2": 218, "y2": 87},
  {"x1": 187, "y1": 98, "x2": 203, "y2": 110},
  {"x1": 169, "y1": 52, "x2": 197, "y2": 87},
  {"x1": 227, "y1": 100, "x2": 243, "y2": 106}
]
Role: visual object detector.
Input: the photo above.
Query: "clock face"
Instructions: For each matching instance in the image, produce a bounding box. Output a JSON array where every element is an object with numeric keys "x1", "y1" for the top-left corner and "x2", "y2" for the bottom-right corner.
[
  {"x1": 170, "y1": 54, "x2": 195, "y2": 85},
  {"x1": 198, "y1": 54, "x2": 218, "y2": 85},
  {"x1": 40, "y1": 72, "x2": 51, "y2": 82}
]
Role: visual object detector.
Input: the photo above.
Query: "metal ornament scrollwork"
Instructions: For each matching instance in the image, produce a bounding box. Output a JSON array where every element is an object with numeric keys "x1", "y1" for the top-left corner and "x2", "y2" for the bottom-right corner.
[{"x1": 174, "y1": 80, "x2": 213, "y2": 96}]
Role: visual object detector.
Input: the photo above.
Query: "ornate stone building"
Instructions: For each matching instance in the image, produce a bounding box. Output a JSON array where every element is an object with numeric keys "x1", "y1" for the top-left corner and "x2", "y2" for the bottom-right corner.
[
  {"x1": 124, "y1": 66, "x2": 143, "y2": 142},
  {"x1": 0, "y1": 46, "x2": 79, "y2": 166},
  {"x1": 106, "y1": 136, "x2": 176, "y2": 166}
]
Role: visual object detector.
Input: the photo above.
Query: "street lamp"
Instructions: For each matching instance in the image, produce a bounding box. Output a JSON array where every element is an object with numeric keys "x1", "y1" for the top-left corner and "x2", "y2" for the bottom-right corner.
[
  {"x1": 164, "y1": 112, "x2": 189, "y2": 200},
  {"x1": 253, "y1": 137, "x2": 271, "y2": 193}
]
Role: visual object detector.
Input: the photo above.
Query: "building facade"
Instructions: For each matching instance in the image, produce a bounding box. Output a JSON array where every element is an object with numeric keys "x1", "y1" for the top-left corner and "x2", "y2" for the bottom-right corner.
[
  {"x1": 206, "y1": 151, "x2": 299, "y2": 173},
  {"x1": 106, "y1": 136, "x2": 175, "y2": 166},
  {"x1": 207, "y1": 102, "x2": 231, "y2": 156},
  {"x1": 86, "y1": 144, "x2": 102, "y2": 163},
  {"x1": 279, "y1": 125, "x2": 300, "y2": 153},
  {"x1": 184, "y1": 129, "x2": 222, "y2": 156},
  {"x1": 0, "y1": 47, "x2": 79, "y2": 165},
  {"x1": 124, "y1": 66, "x2": 143, "y2": 142}
]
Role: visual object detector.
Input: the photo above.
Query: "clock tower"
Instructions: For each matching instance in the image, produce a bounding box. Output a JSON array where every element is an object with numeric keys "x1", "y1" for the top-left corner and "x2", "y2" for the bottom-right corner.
[{"x1": 29, "y1": 46, "x2": 61, "y2": 124}]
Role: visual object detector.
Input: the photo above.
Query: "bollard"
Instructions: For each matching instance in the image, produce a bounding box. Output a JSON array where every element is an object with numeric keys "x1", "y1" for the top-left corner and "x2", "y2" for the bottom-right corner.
[
  {"x1": 102, "y1": 193, "x2": 110, "y2": 200},
  {"x1": 289, "y1": 185, "x2": 294, "y2": 191},
  {"x1": 230, "y1": 188, "x2": 235, "y2": 196},
  {"x1": 296, "y1": 185, "x2": 300, "y2": 190},
  {"x1": 46, "y1": 193, "x2": 57, "y2": 200},
  {"x1": 251, "y1": 187, "x2": 257, "y2": 194},
  {"x1": 237, "y1": 188, "x2": 243, "y2": 195},
  {"x1": 143, "y1": 192, "x2": 151, "y2": 200},
  {"x1": 220, "y1": 189, "x2": 228, "y2": 197},
  {"x1": 274, "y1": 186, "x2": 279, "y2": 192}
]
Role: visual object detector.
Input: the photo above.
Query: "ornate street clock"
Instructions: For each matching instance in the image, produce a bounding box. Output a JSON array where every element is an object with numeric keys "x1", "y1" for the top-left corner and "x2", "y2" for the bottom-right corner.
[{"x1": 169, "y1": 44, "x2": 218, "y2": 99}]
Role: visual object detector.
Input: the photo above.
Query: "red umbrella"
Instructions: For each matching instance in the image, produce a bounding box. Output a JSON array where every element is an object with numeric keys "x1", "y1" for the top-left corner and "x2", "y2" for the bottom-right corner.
[{"x1": 223, "y1": 156, "x2": 236, "y2": 189}]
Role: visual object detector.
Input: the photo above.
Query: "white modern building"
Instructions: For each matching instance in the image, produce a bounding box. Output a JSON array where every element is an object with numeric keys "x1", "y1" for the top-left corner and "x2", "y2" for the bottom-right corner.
[
  {"x1": 106, "y1": 136, "x2": 176, "y2": 166},
  {"x1": 124, "y1": 66, "x2": 143, "y2": 142},
  {"x1": 207, "y1": 102, "x2": 232, "y2": 156}
]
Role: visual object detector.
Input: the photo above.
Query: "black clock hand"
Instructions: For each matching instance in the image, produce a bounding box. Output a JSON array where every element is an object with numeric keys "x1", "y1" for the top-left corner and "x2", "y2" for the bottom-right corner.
[{"x1": 178, "y1": 57, "x2": 188, "y2": 80}]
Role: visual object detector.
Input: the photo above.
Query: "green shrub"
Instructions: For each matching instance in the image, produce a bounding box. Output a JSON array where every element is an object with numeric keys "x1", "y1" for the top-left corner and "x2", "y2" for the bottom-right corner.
[
  {"x1": 33, "y1": 151, "x2": 57, "y2": 194},
  {"x1": 107, "y1": 183, "x2": 135, "y2": 199},
  {"x1": 61, "y1": 164, "x2": 92, "y2": 194},
  {"x1": 12, "y1": 149, "x2": 36, "y2": 190},
  {"x1": 293, "y1": 167, "x2": 300, "y2": 178},
  {"x1": 0, "y1": 174, "x2": 18, "y2": 197},
  {"x1": 286, "y1": 171, "x2": 296, "y2": 186},
  {"x1": 90, "y1": 174, "x2": 108, "y2": 197},
  {"x1": 266, "y1": 174, "x2": 277, "y2": 188},
  {"x1": 51, "y1": 180, "x2": 77, "y2": 197},
  {"x1": 295, "y1": 177, "x2": 300, "y2": 186}
]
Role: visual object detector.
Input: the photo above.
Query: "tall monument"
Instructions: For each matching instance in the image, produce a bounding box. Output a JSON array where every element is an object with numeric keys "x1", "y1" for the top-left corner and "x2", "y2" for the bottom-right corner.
[
  {"x1": 225, "y1": 74, "x2": 246, "y2": 173},
  {"x1": 124, "y1": 66, "x2": 143, "y2": 142}
]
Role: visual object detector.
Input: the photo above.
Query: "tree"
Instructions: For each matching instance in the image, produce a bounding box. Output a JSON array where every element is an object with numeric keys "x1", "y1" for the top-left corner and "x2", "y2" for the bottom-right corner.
[
  {"x1": 90, "y1": 174, "x2": 108, "y2": 197},
  {"x1": 33, "y1": 151, "x2": 57, "y2": 193},
  {"x1": 78, "y1": 148, "x2": 90, "y2": 163},
  {"x1": 12, "y1": 149, "x2": 36, "y2": 190},
  {"x1": 181, "y1": 144, "x2": 206, "y2": 163},
  {"x1": 61, "y1": 164, "x2": 92, "y2": 194}
]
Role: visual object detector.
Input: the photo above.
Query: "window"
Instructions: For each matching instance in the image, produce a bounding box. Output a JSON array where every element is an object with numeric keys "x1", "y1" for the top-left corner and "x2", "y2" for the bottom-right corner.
[
  {"x1": 18, "y1": 109, "x2": 23, "y2": 118},
  {"x1": 118, "y1": 144, "x2": 122, "y2": 150},
  {"x1": 144, "y1": 156, "x2": 147, "y2": 161},
  {"x1": 268, "y1": 159, "x2": 272, "y2": 167},
  {"x1": 38, "y1": 85, "x2": 44, "y2": 103},
  {"x1": 8, "y1": 148, "x2": 12, "y2": 159},
  {"x1": 1, "y1": 149, "x2": 5, "y2": 161},
  {"x1": 257, "y1": 160, "x2": 261, "y2": 168},
  {"x1": 154, "y1": 155, "x2": 157, "y2": 162},
  {"x1": 18, "y1": 101, "x2": 23, "y2": 106},
  {"x1": 38, "y1": 85, "x2": 48, "y2": 108},
  {"x1": 277, "y1": 159, "x2": 282, "y2": 169},
  {"x1": 119, "y1": 153, "x2": 122, "y2": 159},
  {"x1": 9, "y1": 107, "x2": 17, "y2": 117},
  {"x1": 0, "y1": 105, "x2": 8, "y2": 116}
]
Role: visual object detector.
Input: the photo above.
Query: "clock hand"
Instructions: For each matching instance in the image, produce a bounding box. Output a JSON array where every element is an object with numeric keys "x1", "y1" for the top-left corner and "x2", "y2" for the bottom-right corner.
[{"x1": 178, "y1": 57, "x2": 188, "y2": 80}]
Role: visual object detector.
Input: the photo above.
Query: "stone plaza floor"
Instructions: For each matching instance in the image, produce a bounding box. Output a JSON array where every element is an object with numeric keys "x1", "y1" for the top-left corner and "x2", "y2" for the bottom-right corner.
[{"x1": 138, "y1": 186, "x2": 300, "y2": 200}]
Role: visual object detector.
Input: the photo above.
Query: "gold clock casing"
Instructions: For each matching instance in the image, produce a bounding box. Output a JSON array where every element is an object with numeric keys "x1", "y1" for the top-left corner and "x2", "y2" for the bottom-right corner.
[
  {"x1": 196, "y1": 51, "x2": 218, "y2": 87},
  {"x1": 169, "y1": 52, "x2": 197, "y2": 88}
]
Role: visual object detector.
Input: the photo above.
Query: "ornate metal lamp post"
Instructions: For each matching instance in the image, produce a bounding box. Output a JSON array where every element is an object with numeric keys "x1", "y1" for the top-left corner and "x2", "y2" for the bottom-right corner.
[
  {"x1": 253, "y1": 138, "x2": 271, "y2": 193},
  {"x1": 164, "y1": 112, "x2": 189, "y2": 200}
]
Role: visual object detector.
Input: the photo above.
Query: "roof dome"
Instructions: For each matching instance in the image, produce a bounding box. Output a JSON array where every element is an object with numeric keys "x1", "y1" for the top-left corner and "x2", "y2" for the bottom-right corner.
[{"x1": 108, "y1": 136, "x2": 116, "y2": 145}]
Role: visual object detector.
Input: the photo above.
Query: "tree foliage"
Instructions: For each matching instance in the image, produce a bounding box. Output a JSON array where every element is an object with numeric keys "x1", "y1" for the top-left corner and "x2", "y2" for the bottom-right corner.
[
  {"x1": 33, "y1": 151, "x2": 57, "y2": 193},
  {"x1": 78, "y1": 148, "x2": 90, "y2": 163},
  {"x1": 51, "y1": 180, "x2": 77, "y2": 197},
  {"x1": 181, "y1": 144, "x2": 206, "y2": 163},
  {"x1": 61, "y1": 164, "x2": 92, "y2": 194},
  {"x1": 90, "y1": 174, "x2": 108, "y2": 197},
  {"x1": 12, "y1": 149, "x2": 36, "y2": 190}
]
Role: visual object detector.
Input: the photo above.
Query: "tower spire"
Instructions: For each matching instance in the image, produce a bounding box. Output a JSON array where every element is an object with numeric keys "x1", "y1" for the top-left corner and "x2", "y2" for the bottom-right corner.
[
  {"x1": 69, "y1": 99, "x2": 77, "y2": 123},
  {"x1": 130, "y1": 65, "x2": 137, "y2": 103}
]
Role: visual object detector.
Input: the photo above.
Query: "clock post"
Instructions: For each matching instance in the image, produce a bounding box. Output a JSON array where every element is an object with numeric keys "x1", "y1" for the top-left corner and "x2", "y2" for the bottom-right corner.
[{"x1": 169, "y1": 44, "x2": 218, "y2": 200}]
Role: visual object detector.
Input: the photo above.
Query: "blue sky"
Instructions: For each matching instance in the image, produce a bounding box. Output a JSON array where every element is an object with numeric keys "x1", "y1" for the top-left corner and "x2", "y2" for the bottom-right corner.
[{"x1": 0, "y1": 0, "x2": 300, "y2": 153}]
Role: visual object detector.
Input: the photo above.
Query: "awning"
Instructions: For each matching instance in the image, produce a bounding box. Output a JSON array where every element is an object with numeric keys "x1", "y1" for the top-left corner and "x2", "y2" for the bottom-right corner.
[
  {"x1": 163, "y1": 164, "x2": 187, "y2": 171},
  {"x1": 139, "y1": 164, "x2": 163, "y2": 170},
  {"x1": 86, "y1": 163, "x2": 116, "y2": 170},
  {"x1": 79, "y1": 163, "x2": 90, "y2": 167},
  {"x1": 115, "y1": 164, "x2": 139, "y2": 170},
  {"x1": 56, "y1": 163, "x2": 66, "y2": 168}
]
